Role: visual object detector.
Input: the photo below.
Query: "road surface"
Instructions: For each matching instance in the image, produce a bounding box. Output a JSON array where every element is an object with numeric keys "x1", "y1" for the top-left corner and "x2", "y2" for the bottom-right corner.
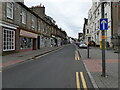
[{"x1": 3, "y1": 44, "x2": 93, "y2": 89}]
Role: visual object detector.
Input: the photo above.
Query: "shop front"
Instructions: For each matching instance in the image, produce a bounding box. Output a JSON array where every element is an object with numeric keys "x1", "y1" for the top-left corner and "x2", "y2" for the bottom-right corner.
[
  {"x1": 20, "y1": 29, "x2": 38, "y2": 51},
  {"x1": 51, "y1": 35, "x2": 57, "y2": 47},
  {"x1": 40, "y1": 35, "x2": 45, "y2": 48},
  {"x1": 57, "y1": 37, "x2": 62, "y2": 46}
]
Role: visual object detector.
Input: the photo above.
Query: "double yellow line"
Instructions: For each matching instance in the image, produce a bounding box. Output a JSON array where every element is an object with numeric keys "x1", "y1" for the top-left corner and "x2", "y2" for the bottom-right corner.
[
  {"x1": 76, "y1": 72, "x2": 88, "y2": 90},
  {"x1": 75, "y1": 51, "x2": 80, "y2": 60}
]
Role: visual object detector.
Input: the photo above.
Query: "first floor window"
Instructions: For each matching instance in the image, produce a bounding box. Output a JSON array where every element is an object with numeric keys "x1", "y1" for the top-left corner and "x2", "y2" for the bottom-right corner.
[
  {"x1": 21, "y1": 10, "x2": 26, "y2": 24},
  {"x1": 7, "y1": 2, "x2": 13, "y2": 19},
  {"x1": 3, "y1": 29, "x2": 15, "y2": 51}
]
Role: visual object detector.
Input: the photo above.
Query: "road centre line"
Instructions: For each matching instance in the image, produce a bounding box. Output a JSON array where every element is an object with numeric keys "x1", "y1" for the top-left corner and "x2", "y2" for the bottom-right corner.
[
  {"x1": 80, "y1": 72, "x2": 88, "y2": 90},
  {"x1": 76, "y1": 72, "x2": 81, "y2": 90}
]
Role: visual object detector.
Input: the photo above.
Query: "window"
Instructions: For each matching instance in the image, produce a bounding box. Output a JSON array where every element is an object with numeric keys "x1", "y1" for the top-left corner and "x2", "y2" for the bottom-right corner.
[
  {"x1": 105, "y1": 13, "x2": 107, "y2": 18},
  {"x1": 32, "y1": 16, "x2": 35, "y2": 29},
  {"x1": 38, "y1": 21, "x2": 41, "y2": 31},
  {"x1": 7, "y1": 2, "x2": 13, "y2": 19},
  {"x1": 98, "y1": 9, "x2": 99, "y2": 15},
  {"x1": 95, "y1": 23, "x2": 96, "y2": 31},
  {"x1": 20, "y1": 37, "x2": 32, "y2": 49},
  {"x1": 87, "y1": 29, "x2": 89, "y2": 33},
  {"x1": 97, "y1": 20, "x2": 99, "y2": 29},
  {"x1": 47, "y1": 26, "x2": 49, "y2": 34},
  {"x1": 3, "y1": 29, "x2": 15, "y2": 51},
  {"x1": 42, "y1": 22, "x2": 44, "y2": 32},
  {"x1": 21, "y1": 10, "x2": 26, "y2": 24}
]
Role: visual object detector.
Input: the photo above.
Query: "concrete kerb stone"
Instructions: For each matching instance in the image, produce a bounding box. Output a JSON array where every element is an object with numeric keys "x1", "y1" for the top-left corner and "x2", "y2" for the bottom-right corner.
[{"x1": 78, "y1": 49, "x2": 99, "y2": 89}]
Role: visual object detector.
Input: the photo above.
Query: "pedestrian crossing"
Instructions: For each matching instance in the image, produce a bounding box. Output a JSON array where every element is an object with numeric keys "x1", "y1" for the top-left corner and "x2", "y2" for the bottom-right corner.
[{"x1": 76, "y1": 72, "x2": 88, "y2": 90}]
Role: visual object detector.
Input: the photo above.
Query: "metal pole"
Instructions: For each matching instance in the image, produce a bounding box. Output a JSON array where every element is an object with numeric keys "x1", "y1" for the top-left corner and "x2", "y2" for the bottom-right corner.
[
  {"x1": 87, "y1": 44, "x2": 89, "y2": 58},
  {"x1": 101, "y1": 2, "x2": 106, "y2": 77}
]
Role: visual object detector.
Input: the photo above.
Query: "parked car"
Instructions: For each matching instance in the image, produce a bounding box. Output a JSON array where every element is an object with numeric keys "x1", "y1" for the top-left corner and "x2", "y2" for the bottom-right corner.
[{"x1": 78, "y1": 42, "x2": 87, "y2": 49}]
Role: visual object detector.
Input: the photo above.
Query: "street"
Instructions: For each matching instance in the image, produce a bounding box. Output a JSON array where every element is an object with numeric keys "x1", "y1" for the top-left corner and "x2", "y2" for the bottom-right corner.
[{"x1": 2, "y1": 44, "x2": 93, "y2": 89}]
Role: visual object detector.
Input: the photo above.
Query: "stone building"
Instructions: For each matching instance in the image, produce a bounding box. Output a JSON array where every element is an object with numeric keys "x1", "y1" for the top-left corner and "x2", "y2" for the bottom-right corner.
[
  {"x1": 0, "y1": 1, "x2": 67, "y2": 55},
  {"x1": 111, "y1": 2, "x2": 120, "y2": 49},
  {"x1": 84, "y1": 2, "x2": 113, "y2": 47}
]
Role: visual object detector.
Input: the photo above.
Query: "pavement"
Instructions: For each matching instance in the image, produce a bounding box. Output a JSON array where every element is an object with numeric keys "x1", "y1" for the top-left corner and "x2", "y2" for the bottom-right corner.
[
  {"x1": 78, "y1": 46, "x2": 119, "y2": 89},
  {"x1": 1, "y1": 46, "x2": 63, "y2": 69}
]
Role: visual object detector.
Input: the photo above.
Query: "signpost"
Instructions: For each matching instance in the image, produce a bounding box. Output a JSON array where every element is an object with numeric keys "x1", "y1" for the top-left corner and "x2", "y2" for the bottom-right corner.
[{"x1": 100, "y1": 2, "x2": 108, "y2": 77}]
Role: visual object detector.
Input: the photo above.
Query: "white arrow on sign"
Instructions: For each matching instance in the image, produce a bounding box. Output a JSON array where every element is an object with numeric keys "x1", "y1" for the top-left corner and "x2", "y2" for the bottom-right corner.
[{"x1": 101, "y1": 20, "x2": 107, "y2": 30}]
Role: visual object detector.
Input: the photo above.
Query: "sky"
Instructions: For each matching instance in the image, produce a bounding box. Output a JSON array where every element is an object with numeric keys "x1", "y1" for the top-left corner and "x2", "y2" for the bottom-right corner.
[{"x1": 24, "y1": 0, "x2": 92, "y2": 38}]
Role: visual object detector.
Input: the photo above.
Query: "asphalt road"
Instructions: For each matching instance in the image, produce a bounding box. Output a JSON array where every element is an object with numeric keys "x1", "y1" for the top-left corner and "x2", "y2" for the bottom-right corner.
[{"x1": 3, "y1": 44, "x2": 93, "y2": 89}]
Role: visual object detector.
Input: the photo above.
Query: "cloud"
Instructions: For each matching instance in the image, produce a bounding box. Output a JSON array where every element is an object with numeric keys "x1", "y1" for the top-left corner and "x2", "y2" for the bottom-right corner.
[{"x1": 25, "y1": 0, "x2": 92, "y2": 38}]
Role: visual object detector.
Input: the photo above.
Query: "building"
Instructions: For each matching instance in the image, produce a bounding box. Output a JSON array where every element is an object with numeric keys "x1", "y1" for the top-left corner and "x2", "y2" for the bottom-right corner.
[
  {"x1": 84, "y1": 2, "x2": 112, "y2": 47},
  {"x1": 83, "y1": 18, "x2": 88, "y2": 43},
  {"x1": 111, "y1": 2, "x2": 120, "y2": 49},
  {"x1": 78, "y1": 33, "x2": 83, "y2": 41},
  {"x1": 0, "y1": 1, "x2": 67, "y2": 55}
]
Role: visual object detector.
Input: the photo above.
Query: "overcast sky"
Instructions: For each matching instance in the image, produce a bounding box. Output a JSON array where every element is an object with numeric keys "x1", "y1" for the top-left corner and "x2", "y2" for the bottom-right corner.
[{"x1": 24, "y1": 0, "x2": 92, "y2": 38}]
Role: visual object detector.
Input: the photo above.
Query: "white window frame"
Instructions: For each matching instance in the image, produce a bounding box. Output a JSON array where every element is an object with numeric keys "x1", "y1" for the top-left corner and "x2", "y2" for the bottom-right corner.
[
  {"x1": 21, "y1": 10, "x2": 26, "y2": 24},
  {"x1": 3, "y1": 29, "x2": 15, "y2": 51},
  {"x1": 7, "y1": 2, "x2": 13, "y2": 19}
]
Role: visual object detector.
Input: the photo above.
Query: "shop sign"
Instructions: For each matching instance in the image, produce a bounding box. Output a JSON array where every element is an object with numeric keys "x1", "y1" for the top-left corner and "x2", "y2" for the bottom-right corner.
[{"x1": 20, "y1": 30, "x2": 37, "y2": 38}]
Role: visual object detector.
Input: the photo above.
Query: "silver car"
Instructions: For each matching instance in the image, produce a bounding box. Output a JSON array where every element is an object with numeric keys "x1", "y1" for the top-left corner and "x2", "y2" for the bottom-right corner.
[{"x1": 78, "y1": 42, "x2": 87, "y2": 49}]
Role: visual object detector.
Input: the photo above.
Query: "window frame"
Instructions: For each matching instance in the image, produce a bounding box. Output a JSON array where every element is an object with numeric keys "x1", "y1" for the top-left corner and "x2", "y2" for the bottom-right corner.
[
  {"x1": 21, "y1": 10, "x2": 26, "y2": 24},
  {"x1": 7, "y1": 2, "x2": 14, "y2": 19},
  {"x1": 3, "y1": 28, "x2": 15, "y2": 51},
  {"x1": 32, "y1": 15, "x2": 35, "y2": 30}
]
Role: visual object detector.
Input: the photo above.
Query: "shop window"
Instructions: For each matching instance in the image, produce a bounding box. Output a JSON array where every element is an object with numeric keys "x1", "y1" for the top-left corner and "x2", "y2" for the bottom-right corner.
[
  {"x1": 3, "y1": 29, "x2": 15, "y2": 51},
  {"x1": 7, "y1": 2, "x2": 13, "y2": 19},
  {"x1": 20, "y1": 37, "x2": 33, "y2": 49}
]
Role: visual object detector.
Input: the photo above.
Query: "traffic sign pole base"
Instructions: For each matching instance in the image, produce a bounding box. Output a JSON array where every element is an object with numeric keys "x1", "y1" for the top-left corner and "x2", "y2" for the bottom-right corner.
[{"x1": 101, "y1": 74, "x2": 108, "y2": 78}]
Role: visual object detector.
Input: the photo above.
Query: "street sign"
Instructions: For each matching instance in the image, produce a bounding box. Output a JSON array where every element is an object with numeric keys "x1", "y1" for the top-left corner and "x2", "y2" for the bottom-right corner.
[{"x1": 100, "y1": 18, "x2": 108, "y2": 30}]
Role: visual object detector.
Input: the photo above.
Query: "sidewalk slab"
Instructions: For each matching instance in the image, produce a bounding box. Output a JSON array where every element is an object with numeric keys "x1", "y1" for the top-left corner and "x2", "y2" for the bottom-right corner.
[{"x1": 79, "y1": 47, "x2": 119, "y2": 89}]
